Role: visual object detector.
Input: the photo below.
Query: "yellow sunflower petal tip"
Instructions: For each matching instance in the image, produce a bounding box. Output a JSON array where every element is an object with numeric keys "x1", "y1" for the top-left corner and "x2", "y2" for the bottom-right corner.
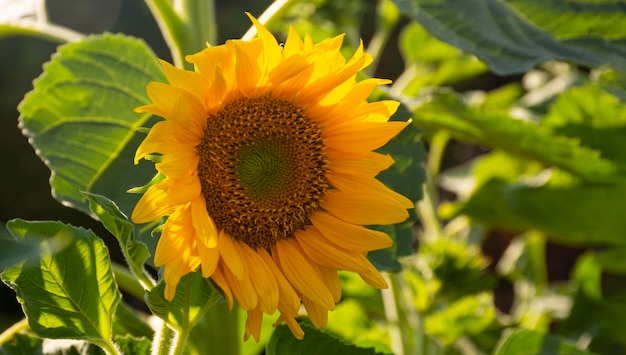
[{"x1": 133, "y1": 14, "x2": 412, "y2": 341}]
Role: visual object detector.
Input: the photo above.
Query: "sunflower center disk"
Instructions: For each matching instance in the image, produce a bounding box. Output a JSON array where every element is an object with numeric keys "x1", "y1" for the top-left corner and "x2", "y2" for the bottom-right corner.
[{"x1": 196, "y1": 96, "x2": 328, "y2": 249}]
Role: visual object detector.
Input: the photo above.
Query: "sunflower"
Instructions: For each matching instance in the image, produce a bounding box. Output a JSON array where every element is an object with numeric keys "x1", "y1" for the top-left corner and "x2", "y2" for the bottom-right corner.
[{"x1": 132, "y1": 14, "x2": 413, "y2": 341}]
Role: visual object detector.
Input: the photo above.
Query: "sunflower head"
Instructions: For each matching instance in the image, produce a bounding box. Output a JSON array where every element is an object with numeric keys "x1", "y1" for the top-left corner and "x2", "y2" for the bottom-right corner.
[{"x1": 132, "y1": 13, "x2": 413, "y2": 341}]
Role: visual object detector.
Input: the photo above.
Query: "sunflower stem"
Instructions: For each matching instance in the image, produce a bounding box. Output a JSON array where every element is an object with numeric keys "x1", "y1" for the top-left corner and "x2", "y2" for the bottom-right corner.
[
  {"x1": 175, "y1": 0, "x2": 217, "y2": 46},
  {"x1": 364, "y1": 0, "x2": 400, "y2": 77},
  {"x1": 383, "y1": 272, "x2": 422, "y2": 355},
  {"x1": 0, "y1": 21, "x2": 84, "y2": 43},
  {"x1": 154, "y1": 319, "x2": 177, "y2": 355},
  {"x1": 241, "y1": 0, "x2": 295, "y2": 40},
  {"x1": 0, "y1": 318, "x2": 29, "y2": 346},
  {"x1": 144, "y1": 0, "x2": 193, "y2": 69},
  {"x1": 417, "y1": 130, "x2": 449, "y2": 243},
  {"x1": 111, "y1": 262, "x2": 150, "y2": 300}
]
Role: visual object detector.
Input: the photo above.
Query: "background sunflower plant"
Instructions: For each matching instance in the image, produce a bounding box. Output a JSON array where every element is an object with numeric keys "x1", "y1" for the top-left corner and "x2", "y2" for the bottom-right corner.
[{"x1": 1, "y1": 0, "x2": 626, "y2": 355}]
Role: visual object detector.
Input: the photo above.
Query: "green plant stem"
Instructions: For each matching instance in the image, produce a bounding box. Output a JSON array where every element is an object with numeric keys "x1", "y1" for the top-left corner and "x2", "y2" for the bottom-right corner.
[
  {"x1": 417, "y1": 131, "x2": 449, "y2": 242},
  {"x1": 97, "y1": 339, "x2": 123, "y2": 355},
  {"x1": 0, "y1": 22, "x2": 84, "y2": 43},
  {"x1": 144, "y1": 0, "x2": 191, "y2": 68},
  {"x1": 170, "y1": 277, "x2": 192, "y2": 355},
  {"x1": 155, "y1": 320, "x2": 177, "y2": 355},
  {"x1": 242, "y1": 0, "x2": 295, "y2": 40},
  {"x1": 176, "y1": 0, "x2": 217, "y2": 46},
  {"x1": 0, "y1": 318, "x2": 29, "y2": 346},
  {"x1": 382, "y1": 272, "x2": 422, "y2": 355},
  {"x1": 364, "y1": 0, "x2": 399, "y2": 77},
  {"x1": 111, "y1": 262, "x2": 146, "y2": 300}
]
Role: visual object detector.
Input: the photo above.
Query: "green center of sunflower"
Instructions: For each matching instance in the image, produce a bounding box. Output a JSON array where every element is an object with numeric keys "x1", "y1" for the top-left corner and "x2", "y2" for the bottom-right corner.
[
  {"x1": 237, "y1": 141, "x2": 289, "y2": 198},
  {"x1": 196, "y1": 96, "x2": 328, "y2": 249}
]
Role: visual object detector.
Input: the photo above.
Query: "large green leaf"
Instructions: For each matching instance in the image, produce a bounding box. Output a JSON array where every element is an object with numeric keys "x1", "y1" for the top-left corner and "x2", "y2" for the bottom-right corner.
[
  {"x1": 266, "y1": 321, "x2": 388, "y2": 355},
  {"x1": 18, "y1": 33, "x2": 165, "y2": 218},
  {"x1": 0, "y1": 219, "x2": 120, "y2": 351},
  {"x1": 393, "y1": 0, "x2": 626, "y2": 75},
  {"x1": 414, "y1": 93, "x2": 616, "y2": 182}
]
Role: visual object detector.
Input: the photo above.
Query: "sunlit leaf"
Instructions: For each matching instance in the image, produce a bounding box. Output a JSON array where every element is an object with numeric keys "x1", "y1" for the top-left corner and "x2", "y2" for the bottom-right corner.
[
  {"x1": 0, "y1": 219, "x2": 120, "y2": 349},
  {"x1": 415, "y1": 93, "x2": 616, "y2": 182},
  {"x1": 83, "y1": 192, "x2": 150, "y2": 269},
  {"x1": 494, "y1": 329, "x2": 589, "y2": 355},
  {"x1": 18, "y1": 33, "x2": 165, "y2": 218},
  {"x1": 267, "y1": 321, "x2": 389, "y2": 355},
  {"x1": 113, "y1": 335, "x2": 151, "y2": 355},
  {"x1": 543, "y1": 85, "x2": 626, "y2": 170},
  {"x1": 424, "y1": 293, "x2": 496, "y2": 345},
  {"x1": 393, "y1": 0, "x2": 626, "y2": 75},
  {"x1": 444, "y1": 173, "x2": 626, "y2": 246}
]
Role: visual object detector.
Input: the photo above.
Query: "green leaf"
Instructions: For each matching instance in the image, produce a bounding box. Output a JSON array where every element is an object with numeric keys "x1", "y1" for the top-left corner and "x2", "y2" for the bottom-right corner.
[
  {"x1": 415, "y1": 93, "x2": 616, "y2": 182},
  {"x1": 397, "y1": 22, "x2": 487, "y2": 95},
  {"x1": 0, "y1": 224, "x2": 42, "y2": 270},
  {"x1": 444, "y1": 173, "x2": 626, "y2": 246},
  {"x1": 82, "y1": 192, "x2": 151, "y2": 277},
  {"x1": 145, "y1": 273, "x2": 219, "y2": 332},
  {"x1": 374, "y1": 102, "x2": 426, "y2": 265},
  {"x1": 494, "y1": 329, "x2": 590, "y2": 355},
  {"x1": 542, "y1": 85, "x2": 626, "y2": 171},
  {"x1": 18, "y1": 33, "x2": 165, "y2": 218},
  {"x1": 112, "y1": 336, "x2": 151, "y2": 355},
  {"x1": 267, "y1": 321, "x2": 389, "y2": 355},
  {"x1": 0, "y1": 333, "x2": 43, "y2": 355},
  {"x1": 393, "y1": 0, "x2": 626, "y2": 75},
  {"x1": 0, "y1": 219, "x2": 120, "y2": 351},
  {"x1": 424, "y1": 293, "x2": 496, "y2": 345},
  {"x1": 0, "y1": 333, "x2": 107, "y2": 355}
]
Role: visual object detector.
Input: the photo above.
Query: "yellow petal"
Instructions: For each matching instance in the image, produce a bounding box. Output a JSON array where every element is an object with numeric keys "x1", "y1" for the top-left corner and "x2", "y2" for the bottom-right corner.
[
  {"x1": 134, "y1": 121, "x2": 174, "y2": 164},
  {"x1": 161, "y1": 175, "x2": 201, "y2": 206},
  {"x1": 359, "y1": 262, "x2": 388, "y2": 289},
  {"x1": 302, "y1": 296, "x2": 328, "y2": 329},
  {"x1": 319, "y1": 266, "x2": 342, "y2": 303},
  {"x1": 309, "y1": 211, "x2": 393, "y2": 251},
  {"x1": 227, "y1": 40, "x2": 262, "y2": 96},
  {"x1": 156, "y1": 143, "x2": 198, "y2": 179},
  {"x1": 258, "y1": 248, "x2": 300, "y2": 316},
  {"x1": 282, "y1": 26, "x2": 304, "y2": 57},
  {"x1": 275, "y1": 313, "x2": 304, "y2": 340},
  {"x1": 159, "y1": 58, "x2": 208, "y2": 104},
  {"x1": 320, "y1": 190, "x2": 410, "y2": 225},
  {"x1": 245, "y1": 12, "x2": 280, "y2": 71},
  {"x1": 328, "y1": 152, "x2": 394, "y2": 177},
  {"x1": 190, "y1": 197, "x2": 218, "y2": 248},
  {"x1": 323, "y1": 121, "x2": 409, "y2": 153},
  {"x1": 327, "y1": 172, "x2": 414, "y2": 209},
  {"x1": 295, "y1": 228, "x2": 371, "y2": 272},
  {"x1": 241, "y1": 243, "x2": 279, "y2": 314},
  {"x1": 244, "y1": 307, "x2": 263, "y2": 342},
  {"x1": 222, "y1": 259, "x2": 258, "y2": 310},
  {"x1": 212, "y1": 264, "x2": 233, "y2": 309},
  {"x1": 196, "y1": 241, "x2": 219, "y2": 277},
  {"x1": 273, "y1": 239, "x2": 335, "y2": 310},
  {"x1": 218, "y1": 231, "x2": 248, "y2": 280},
  {"x1": 131, "y1": 182, "x2": 174, "y2": 223}
]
